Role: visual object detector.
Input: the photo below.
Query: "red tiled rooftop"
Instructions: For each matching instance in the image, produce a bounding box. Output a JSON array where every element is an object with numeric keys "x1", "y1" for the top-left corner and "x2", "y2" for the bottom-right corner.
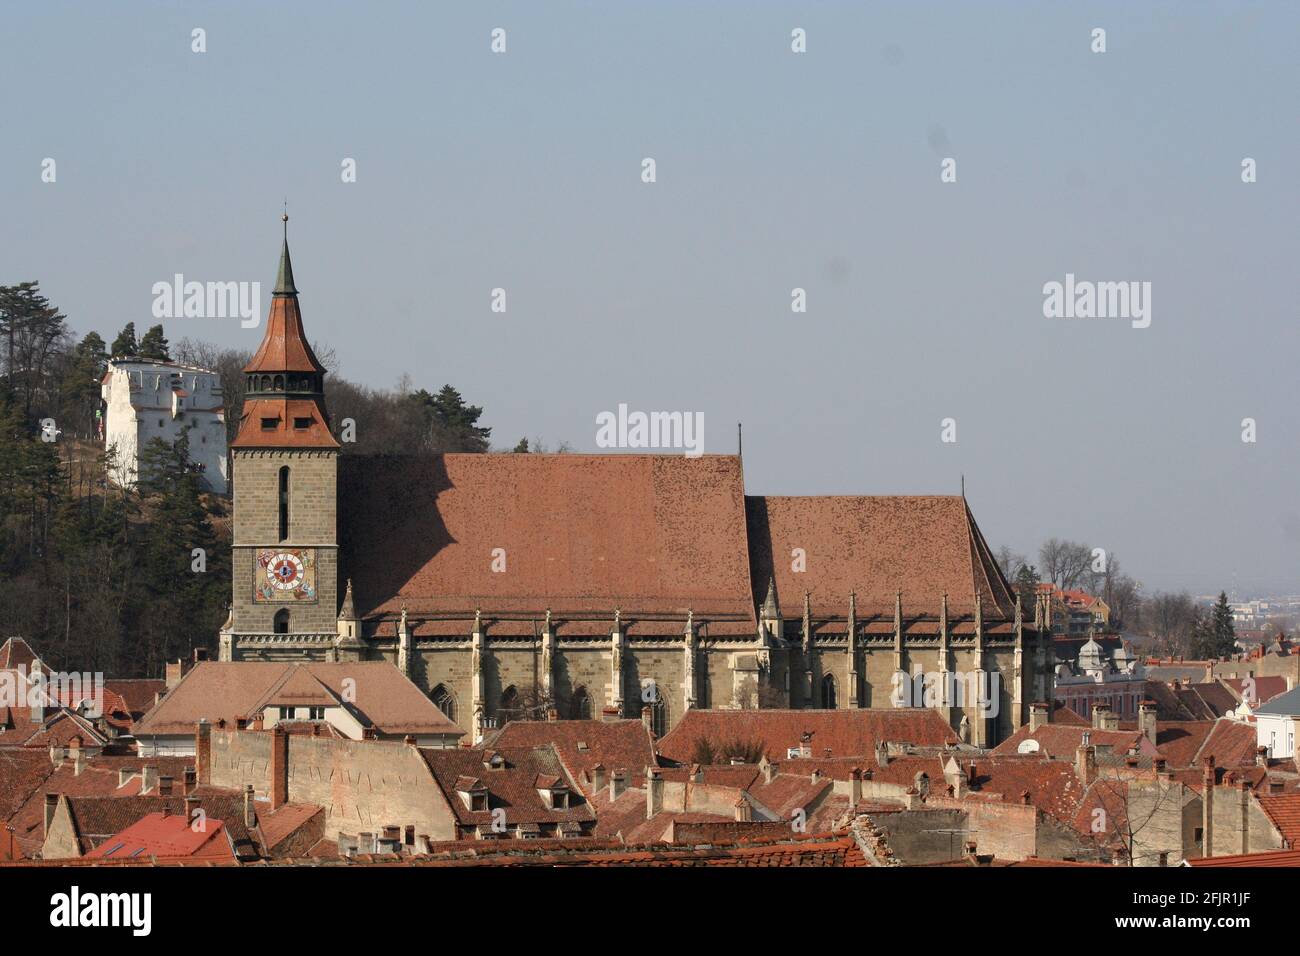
[
  {"x1": 86, "y1": 812, "x2": 234, "y2": 861},
  {"x1": 340, "y1": 454, "x2": 755, "y2": 620},
  {"x1": 746, "y1": 495, "x2": 1017, "y2": 621},
  {"x1": 657, "y1": 708, "x2": 958, "y2": 764}
]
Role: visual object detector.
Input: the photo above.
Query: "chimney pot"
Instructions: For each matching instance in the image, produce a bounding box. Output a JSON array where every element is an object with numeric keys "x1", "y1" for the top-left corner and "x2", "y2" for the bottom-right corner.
[{"x1": 645, "y1": 767, "x2": 663, "y2": 820}]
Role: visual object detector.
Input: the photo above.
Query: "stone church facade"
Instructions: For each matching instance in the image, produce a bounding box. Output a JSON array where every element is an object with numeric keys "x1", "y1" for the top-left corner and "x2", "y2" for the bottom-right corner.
[{"x1": 221, "y1": 230, "x2": 1054, "y2": 746}]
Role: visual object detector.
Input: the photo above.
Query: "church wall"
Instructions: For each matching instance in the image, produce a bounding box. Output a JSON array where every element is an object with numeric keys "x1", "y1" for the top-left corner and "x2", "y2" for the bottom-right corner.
[
  {"x1": 625, "y1": 645, "x2": 685, "y2": 730},
  {"x1": 415, "y1": 644, "x2": 474, "y2": 733},
  {"x1": 553, "y1": 644, "x2": 616, "y2": 715},
  {"x1": 485, "y1": 642, "x2": 542, "y2": 724}
]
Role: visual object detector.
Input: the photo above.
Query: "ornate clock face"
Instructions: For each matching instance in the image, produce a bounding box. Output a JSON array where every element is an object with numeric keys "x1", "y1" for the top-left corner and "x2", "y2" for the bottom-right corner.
[
  {"x1": 265, "y1": 552, "x2": 305, "y2": 590},
  {"x1": 254, "y1": 548, "x2": 317, "y2": 603}
]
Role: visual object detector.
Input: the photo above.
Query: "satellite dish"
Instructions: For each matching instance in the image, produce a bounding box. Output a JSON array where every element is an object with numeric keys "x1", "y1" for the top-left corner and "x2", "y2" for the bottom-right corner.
[{"x1": 1017, "y1": 739, "x2": 1041, "y2": 754}]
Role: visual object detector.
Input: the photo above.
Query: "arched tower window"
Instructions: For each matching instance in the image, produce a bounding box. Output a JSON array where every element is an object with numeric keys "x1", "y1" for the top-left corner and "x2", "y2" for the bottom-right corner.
[
  {"x1": 273, "y1": 609, "x2": 290, "y2": 634},
  {"x1": 431, "y1": 684, "x2": 457, "y2": 724},
  {"x1": 278, "y1": 466, "x2": 290, "y2": 541},
  {"x1": 821, "y1": 674, "x2": 838, "y2": 710},
  {"x1": 570, "y1": 686, "x2": 592, "y2": 720}
]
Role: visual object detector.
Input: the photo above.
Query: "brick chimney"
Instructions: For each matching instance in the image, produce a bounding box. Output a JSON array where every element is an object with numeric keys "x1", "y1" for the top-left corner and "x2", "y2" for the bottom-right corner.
[
  {"x1": 183, "y1": 767, "x2": 196, "y2": 795},
  {"x1": 645, "y1": 767, "x2": 663, "y2": 819},
  {"x1": 590, "y1": 764, "x2": 607, "y2": 795},
  {"x1": 140, "y1": 765, "x2": 159, "y2": 794},
  {"x1": 734, "y1": 797, "x2": 752, "y2": 822},
  {"x1": 1075, "y1": 744, "x2": 1097, "y2": 786},
  {"x1": 850, "y1": 767, "x2": 863, "y2": 806},
  {"x1": 1202, "y1": 756, "x2": 1215, "y2": 858},
  {"x1": 610, "y1": 769, "x2": 628, "y2": 801},
  {"x1": 943, "y1": 757, "x2": 966, "y2": 797},
  {"x1": 1092, "y1": 703, "x2": 1113, "y2": 731},
  {"x1": 158, "y1": 775, "x2": 174, "y2": 797},
  {"x1": 641, "y1": 706, "x2": 652, "y2": 733},
  {"x1": 1029, "y1": 701, "x2": 1049, "y2": 732},
  {"x1": 760, "y1": 755, "x2": 775, "y2": 785},
  {"x1": 243, "y1": 784, "x2": 257, "y2": 828},
  {"x1": 165, "y1": 658, "x2": 190, "y2": 690},
  {"x1": 1257, "y1": 746, "x2": 1269, "y2": 768},
  {"x1": 48, "y1": 744, "x2": 65, "y2": 769},
  {"x1": 1138, "y1": 700, "x2": 1157, "y2": 746},
  {"x1": 184, "y1": 793, "x2": 201, "y2": 825},
  {"x1": 195, "y1": 719, "x2": 211, "y2": 785},
  {"x1": 270, "y1": 724, "x2": 289, "y2": 810},
  {"x1": 43, "y1": 793, "x2": 58, "y2": 841}
]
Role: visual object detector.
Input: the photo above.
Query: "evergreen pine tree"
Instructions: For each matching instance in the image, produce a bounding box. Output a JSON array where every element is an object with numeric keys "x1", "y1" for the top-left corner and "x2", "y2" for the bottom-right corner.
[
  {"x1": 138, "y1": 324, "x2": 170, "y2": 361},
  {"x1": 110, "y1": 322, "x2": 138, "y2": 357}
]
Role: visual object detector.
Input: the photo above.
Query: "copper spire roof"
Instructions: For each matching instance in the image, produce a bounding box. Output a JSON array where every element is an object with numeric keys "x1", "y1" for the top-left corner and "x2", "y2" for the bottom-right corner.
[
  {"x1": 243, "y1": 224, "x2": 324, "y2": 376},
  {"x1": 230, "y1": 219, "x2": 338, "y2": 449}
]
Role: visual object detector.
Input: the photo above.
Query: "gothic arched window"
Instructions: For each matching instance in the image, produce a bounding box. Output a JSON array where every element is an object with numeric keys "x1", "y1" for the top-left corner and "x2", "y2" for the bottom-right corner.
[
  {"x1": 649, "y1": 694, "x2": 668, "y2": 738},
  {"x1": 821, "y1": 674, "x2": 838, "y2": 710},
  {"x1": 430, "y1": 684, "x2": 457, "y2": 724},
  {"x1": 498, "y1": 686, "x2": 520, "y2": 724},
  {"x1": 570, "y1": 686, "x2": 592, "y2": 720}
]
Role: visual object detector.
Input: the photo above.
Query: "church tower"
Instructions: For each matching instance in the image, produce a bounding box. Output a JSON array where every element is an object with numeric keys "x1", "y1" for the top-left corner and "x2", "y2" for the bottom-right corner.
[{"x1": 221, "y1": 217, "x2": 341, "y2": 661}]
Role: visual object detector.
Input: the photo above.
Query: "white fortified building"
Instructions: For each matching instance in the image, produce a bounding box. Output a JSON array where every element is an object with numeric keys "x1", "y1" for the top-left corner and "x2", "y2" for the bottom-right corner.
[{"x1": 101, "y1": 357, "x2": 229, "y2": 495}]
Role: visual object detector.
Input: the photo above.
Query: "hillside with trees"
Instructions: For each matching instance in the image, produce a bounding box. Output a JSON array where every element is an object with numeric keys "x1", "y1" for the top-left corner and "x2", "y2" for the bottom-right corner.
[{"x1": 0, "y1": 281, "x2": 498, "y2": 676}]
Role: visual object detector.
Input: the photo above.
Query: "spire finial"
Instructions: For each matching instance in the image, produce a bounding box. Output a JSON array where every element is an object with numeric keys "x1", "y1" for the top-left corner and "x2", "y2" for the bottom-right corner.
[{"x1": 274, "y1": 209, "x2": 297, "y2": 295}]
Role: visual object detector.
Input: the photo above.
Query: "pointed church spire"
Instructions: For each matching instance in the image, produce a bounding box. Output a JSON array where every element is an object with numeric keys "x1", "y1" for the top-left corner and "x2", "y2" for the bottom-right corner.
[
  {"x1": 232, "y1": 214, "x2": 337, "y2": 449},
  {"x1": 274, "y1": 213, "x2": 297, "y2": 295},
  {"x1": 338, "y1": 579, "x2": 357, "y2": 621},
  {"x1": 761, "y1": 575, "x2": 778, "y2": 618},
  {"x1": 801, "y1": 591, "x2": 812, "y2": 652},
  {"x1": 893, "y1": 590, "x2": 903, "y2": 649}
]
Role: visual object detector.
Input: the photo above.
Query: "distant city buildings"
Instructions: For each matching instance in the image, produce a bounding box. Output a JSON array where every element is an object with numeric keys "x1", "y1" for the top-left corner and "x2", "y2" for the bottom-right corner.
[{"x1": 100, "y1": 357, "x2": 228, "y2": 495}]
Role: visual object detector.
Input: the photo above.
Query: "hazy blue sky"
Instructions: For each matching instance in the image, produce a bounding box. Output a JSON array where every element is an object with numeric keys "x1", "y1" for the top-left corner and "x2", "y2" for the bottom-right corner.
[{"x1": 3, "y1": 2, "x2": 1297, "y2": 595}]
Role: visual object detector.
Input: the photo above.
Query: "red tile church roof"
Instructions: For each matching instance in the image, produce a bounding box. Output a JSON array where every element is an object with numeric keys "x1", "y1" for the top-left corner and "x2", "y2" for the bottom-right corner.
[
  {"x1": 340, "y1": 454, "x2": 756, "y2": 620},
  {"x1": 747, "y1": 495, "x2": 1018, "y2": 621}
]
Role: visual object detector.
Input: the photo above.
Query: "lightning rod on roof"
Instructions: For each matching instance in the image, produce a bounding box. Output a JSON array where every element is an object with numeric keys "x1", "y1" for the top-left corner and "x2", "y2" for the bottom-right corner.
[{"x1": 738, "y1": 422, "x2": 743, "y2": 458}]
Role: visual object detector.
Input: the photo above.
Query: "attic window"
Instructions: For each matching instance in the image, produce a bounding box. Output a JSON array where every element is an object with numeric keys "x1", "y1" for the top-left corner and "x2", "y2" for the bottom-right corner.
[
  {"x1": 471, "y1": 793, "x2": 488, "y2": 812},
  {"x1": 293, "y1": 417, "x2": 312, "y2": 430},
  {"x1": 484, "y1": 752, "x2": 505, "y2": 770},
  {"x1": 261, "y1": 417, "x2": 278, "y2": 430}
]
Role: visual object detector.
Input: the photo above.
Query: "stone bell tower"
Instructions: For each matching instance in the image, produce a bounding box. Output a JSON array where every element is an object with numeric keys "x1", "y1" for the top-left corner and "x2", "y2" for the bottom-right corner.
[{"x1": 221, "y1": 216, "x2": 341, "y2": 661}]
